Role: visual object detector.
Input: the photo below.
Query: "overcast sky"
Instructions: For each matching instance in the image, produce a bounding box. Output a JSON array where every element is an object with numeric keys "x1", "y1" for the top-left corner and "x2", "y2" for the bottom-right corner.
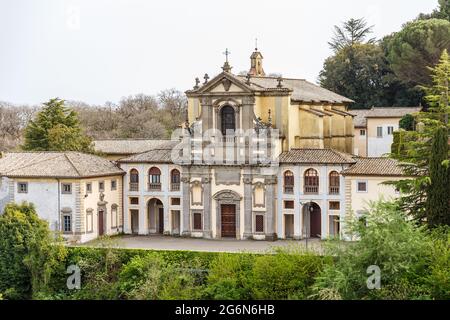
[{"x1": 0, "y1": 0, "x2": 439, "y2": 106}]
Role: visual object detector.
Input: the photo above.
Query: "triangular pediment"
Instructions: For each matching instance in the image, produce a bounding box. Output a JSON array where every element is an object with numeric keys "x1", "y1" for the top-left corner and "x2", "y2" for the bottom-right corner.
[{"x1": 197, "y1": 72, "x2": 254, "y2": 94}]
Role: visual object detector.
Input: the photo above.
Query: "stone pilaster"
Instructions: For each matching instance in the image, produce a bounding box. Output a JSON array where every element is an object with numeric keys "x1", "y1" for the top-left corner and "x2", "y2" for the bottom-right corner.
[
  {"x1": 202, "y1": 176, "x2": 212, "y2": 238},
  {"x1": 264, "y1": 176, "x2": 278, "y2": 241},
  {"x1": 243, "y1": 173, "x2": 253, "y2": 239},
  {"x1": 181, "y1": 175, "x2": 191, "y2": 237}
]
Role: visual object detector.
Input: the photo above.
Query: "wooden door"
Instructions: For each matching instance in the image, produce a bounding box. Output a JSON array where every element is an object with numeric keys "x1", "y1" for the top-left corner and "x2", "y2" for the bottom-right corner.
[
  {"x1": 221, "y1": 204, "x2": 236, "y2": 238},
  {"x1": 285, "y1": 215, "x2": 294, "y2": 238},
  {"x1": 310, "y1": 207, "x2": 321, "y2": 238},
  {"x1": 98, "y1": 210, "x2": 104, "y2": 236},
  {"x1": 158, "y1": 208, "x2": 164, "y2": 234},
  {"x1": 131, "y1": 209, "x2": 139, "y2": 234}
]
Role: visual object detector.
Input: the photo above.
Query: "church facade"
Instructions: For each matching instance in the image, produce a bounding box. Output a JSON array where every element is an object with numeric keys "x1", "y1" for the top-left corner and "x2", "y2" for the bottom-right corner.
[{"x1": 119, "y1": 49, "x2": 367, "y2": 241}]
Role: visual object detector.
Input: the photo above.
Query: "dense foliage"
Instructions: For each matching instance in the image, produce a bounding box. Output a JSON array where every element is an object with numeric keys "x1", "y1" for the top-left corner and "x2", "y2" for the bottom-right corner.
[
  {"x1": 320, "y1": 43, "x2": 398, "y2": 109},
  {"x1": 385, "y1": 19, "x2": 450, "y2": 87},
  {"x1": 313, "y1": 201, "x2": 450, "y2": 300},
  {"x1": 0, "y1": 203, "x2": 66, "y2": 299},
  {"x1": 22, "y1": 98, "x2": 92, "y2": 152},
  {"x1": 320, "y1": 2, "x2": 450, "y2": 109}
]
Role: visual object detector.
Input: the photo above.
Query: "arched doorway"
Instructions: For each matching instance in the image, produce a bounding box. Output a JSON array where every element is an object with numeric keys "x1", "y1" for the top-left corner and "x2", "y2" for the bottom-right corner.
[
  {"x1": 302, "y1": 202, "x2": 321, "y2": 238},
  {"x1": 148, "y1": 198, "x2": 164, "y2": 234}
]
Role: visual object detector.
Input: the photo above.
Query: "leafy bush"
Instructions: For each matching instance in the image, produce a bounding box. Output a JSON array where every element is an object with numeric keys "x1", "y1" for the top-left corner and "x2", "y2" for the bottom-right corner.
[
  {"x1": 250, "y1": 248, "x2": 329, "y2": 299},
  {"x1": 0, "y1": 202, "x2": 67, "y2": 299},
  {"x1": 203, "y1": 253, "x2": 255, "y2": 300},
  {"x1": 117, "y1": 252, "x2": 203, "y2": 300},
  {"x1": 313, "y1": 200, "x2": 448, "y2": 300}
]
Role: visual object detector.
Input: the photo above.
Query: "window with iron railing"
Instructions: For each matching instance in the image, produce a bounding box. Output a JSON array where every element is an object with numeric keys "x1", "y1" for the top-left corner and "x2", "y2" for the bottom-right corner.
[
  {"x1": 129, "y1": 169, "x2": 139, "y2": 191},
  {"x1": 329, "y1": 171, "x2": 340, "y2": 194},
  {"x1": 148, "y1": 167, "x2": 161, "y2": 191},
  {"x1": 304, "y1": 168, "x2": 319, "y2": 194},
  {"x1": 170, "y1": 169, "x2": 180, "y2": 191},
  {"x1": 284, "y1": 170, "x2": 294, "y2": 194}
]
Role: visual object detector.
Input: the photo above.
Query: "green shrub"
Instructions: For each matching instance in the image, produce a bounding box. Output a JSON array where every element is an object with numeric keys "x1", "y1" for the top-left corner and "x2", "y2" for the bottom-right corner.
[
  {"x1": 313, "y1": 200, "x2": 446, "y2": 300},
  {"x1": 203, "y1": 253, "x2": 255, "y2": 300},
  {"x1": 117, "y1": 252, "x2": 203, "y2": 300},
  {"x1": 0, "y1": 202, "x2": 67, "y2": 299},
  {"x1": 251, "y1": 248, "x2": 329, "y2": 299}
]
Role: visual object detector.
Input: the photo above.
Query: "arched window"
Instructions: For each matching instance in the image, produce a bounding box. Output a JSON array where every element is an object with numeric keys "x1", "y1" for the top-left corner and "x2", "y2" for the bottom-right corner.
[
  {"x1": 170, "y1": 169, "x2": 180, "y2": 191},
  {"x1": 221, "y1": 105, "x2": 236, "y2": 135},
  {"x1": 130, "y1": 169, "x2": 139, "y2": 191},
  {"x1": 283, "y1": 170, "x2": 294, "y2": 193},
  {"x1": 148, "y1": 167, "x2": 161, "y2": 190},
  {"x1": 329, "y1": 171, "x2": 340, "y2": 194},
  {"x1": 304, "y1": 168, "x2": 319, "y2": 194}
]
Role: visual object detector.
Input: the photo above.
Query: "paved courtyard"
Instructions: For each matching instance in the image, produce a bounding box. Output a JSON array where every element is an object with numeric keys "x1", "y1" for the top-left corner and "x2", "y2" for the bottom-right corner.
[{"x1": 81, "y1": 235, "x2": 323, "y2": 253}]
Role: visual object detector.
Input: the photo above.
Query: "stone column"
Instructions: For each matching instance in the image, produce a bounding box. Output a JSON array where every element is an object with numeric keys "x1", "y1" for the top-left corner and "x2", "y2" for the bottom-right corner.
[
  {"x1": 181, "y1": 175, "x2": 191, "y2": 237},
  {"x1": 243, "y1": 173, "x2": 253, "y2": 239},
  {"x1": 265, "y1": 176, "x2": 278, "y2": 241},
  {"x1": 202, "y1": 176, "x2": 212, "y2": 238}
]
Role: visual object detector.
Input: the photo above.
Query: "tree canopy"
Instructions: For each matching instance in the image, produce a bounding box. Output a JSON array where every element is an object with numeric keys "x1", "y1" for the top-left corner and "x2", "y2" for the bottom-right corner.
[
  {"x1": 328, "y1": 18, "x2": 376, "y2": 52},
  {"x1": 320, "y1": 44, "x2": 392, "y2": 109},
  {"x1": 22, "y1": 98, "x2": 93, "y2": 152},
  {"x1": 0, "y1": 202, "x2": 66, "y2": 299},
  {"x1": 385, "y1": 19, "x2": 450, "y2": 87}
]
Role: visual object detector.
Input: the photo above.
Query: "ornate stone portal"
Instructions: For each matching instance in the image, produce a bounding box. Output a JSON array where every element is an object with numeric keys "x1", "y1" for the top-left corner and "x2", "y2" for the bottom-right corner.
[{"x1": 213, "y1": 190, "x2": 242, "y2": 239}]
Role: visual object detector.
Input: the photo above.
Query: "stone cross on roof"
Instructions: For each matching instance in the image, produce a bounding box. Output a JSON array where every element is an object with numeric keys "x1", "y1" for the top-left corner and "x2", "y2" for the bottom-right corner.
[{"x1": 223, "y1": 48, "x2": 231, "y2": 63}]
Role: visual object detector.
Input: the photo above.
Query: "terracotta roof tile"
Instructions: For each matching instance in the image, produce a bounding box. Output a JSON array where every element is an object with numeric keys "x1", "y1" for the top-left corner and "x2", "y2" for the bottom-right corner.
[
  {"x1": 279, "y1": 148, "x2": 355, "y2": 164},
  {"x1": 0, "y1": 152, "x2": 124, "y2": 178},
  {"x1": 341, "y1": 157, "x2": 404, "y2": 176},
  {"x1": 118, "y1": 141, "x2": 181, "y2": 163},
  {"x1": 93, "y1": 139, "x2": 172, "y2": 155},
  {"x1": 350, "y1": 107, "x2": 422, "y2": 128}
]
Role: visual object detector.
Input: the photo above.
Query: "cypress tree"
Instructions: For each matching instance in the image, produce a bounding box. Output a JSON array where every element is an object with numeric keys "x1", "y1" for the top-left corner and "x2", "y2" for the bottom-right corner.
[{"x1": 426, "y1": 126, "x2": 450, "y2": 227}]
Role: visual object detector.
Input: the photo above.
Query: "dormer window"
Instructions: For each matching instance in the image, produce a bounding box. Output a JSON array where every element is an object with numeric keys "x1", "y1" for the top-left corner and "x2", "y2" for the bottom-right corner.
[{"x1": 221, "y1": 105, "x2": 235, "y2": 135}]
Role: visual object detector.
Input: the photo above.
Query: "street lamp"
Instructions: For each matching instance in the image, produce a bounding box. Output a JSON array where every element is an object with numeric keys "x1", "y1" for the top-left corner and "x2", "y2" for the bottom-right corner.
[{"x1": 300, "y1": 200, "x2": 314, "y2": 250}]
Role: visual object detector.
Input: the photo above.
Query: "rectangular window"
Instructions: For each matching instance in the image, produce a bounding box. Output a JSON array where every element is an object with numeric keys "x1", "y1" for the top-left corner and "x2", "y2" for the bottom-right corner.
[
  {"x1": 130, "y1": 197, "x2": 139, "y2": 205},
  {"x1": 329, "y1": 201, "x2": 340, "y2": 210},
  {"x1": 377, "y1": 126, "x2": 383, "y2": 138},
  {"x1": 99, "y1": 181, "x2": 105, "y2": 192},
  {"x1": 193, "y1": 212, "x2": 202, "y2": 231},
  {"x1": 255, "y1": 215, "x2": 264, "y2": 233},
  {"x1": 86, "y1": 183, "x2": 92, "y2": 193},
  {"x1": 62, "y1": 183, "x2": 72, "y2": 194},
  {"x1": 284, "y1": 200, "x2": 294, "y2": 209},
  {"x1": 171, "y1": 197, "x2": 181, "y2": 206},
  {"x1": 360, "y1": 129, "x2": 366, "y2": 136},
  {"x1": 387, "y1": 126, "x2": 394, "y2": 135},
  {"x1": 63, "y1": 215, "x2": 72, "y2": 232},
  {"x1": 17, "y1": 182, "x2": 28, "y2": 193},
  {"x1": 111, "y1": 180, "x2": 117, "y2": 191},
  {"x1": 357, "y1": 181, "x2": 367, "y2": 192}
]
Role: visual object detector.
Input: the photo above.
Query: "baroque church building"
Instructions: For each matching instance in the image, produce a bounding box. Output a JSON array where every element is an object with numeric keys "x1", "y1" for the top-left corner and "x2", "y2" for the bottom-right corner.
[
  {"x1": 0, "y1": 49, "x2": 407, "y2": 244},
  {"x1": 119, "y1": 48, "x2": 363, "y2": 241}
]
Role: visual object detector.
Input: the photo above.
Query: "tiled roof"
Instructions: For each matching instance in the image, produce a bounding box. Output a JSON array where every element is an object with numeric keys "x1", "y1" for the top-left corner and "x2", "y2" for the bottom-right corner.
[
  {"x1": 118, "y1": 141, "x2": 181, "y2": 163},
  {"x1": 0, "y1": 152, "x2": 124, "y2": 178},
  {"x1": 350, "y1": 107, "x2": 422, "y2": 128},
  {"x1": 93, "y1": 139, "x2": 172, "y2": 155},
  {"x1": 238, "y1": 75, "x2": 354, "y2": 104},
  {"x1": 341, "y1": 157, "x2": 404, "y2": 176},
  {"x1": 279, "y1": 148, "x2": 356, "y2": 164}
]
